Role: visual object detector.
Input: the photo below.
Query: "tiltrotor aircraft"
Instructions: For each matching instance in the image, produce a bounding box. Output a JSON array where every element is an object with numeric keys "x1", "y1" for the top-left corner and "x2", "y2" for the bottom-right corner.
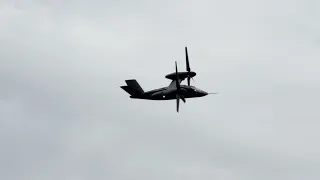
[{"x1": 121, "y1": 47, "x2": 216, "y2": 112}]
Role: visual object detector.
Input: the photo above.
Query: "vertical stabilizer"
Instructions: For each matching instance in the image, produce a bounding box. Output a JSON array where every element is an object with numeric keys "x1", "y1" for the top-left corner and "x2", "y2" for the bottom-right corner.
[{"x1": 125, "y1": 79, "x2": 144, "y2": 94}]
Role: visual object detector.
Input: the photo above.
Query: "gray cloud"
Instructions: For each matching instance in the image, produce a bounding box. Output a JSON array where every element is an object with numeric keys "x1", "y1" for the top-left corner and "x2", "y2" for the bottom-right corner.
[{"x1": 1, "y1": 0, "x2": 320, "y2": 180}]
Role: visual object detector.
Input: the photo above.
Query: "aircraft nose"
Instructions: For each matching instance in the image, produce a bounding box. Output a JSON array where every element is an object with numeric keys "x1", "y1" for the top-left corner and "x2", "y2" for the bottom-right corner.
[
  {"x1": 194, "y1": 89, "x2": 208, "y2": 97},
  {"x1": 199, "y1": 90, "x2": 208, "y2": 96}
]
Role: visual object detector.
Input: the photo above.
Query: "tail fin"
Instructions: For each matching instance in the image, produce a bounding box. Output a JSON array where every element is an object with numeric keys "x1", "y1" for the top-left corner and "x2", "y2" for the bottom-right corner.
[
  {"x1": 125, "y1": 79, "x2": 144, "y2": 94},
  {"x1": 120, "y1": 79, "x2": 144, "y2": 97}
]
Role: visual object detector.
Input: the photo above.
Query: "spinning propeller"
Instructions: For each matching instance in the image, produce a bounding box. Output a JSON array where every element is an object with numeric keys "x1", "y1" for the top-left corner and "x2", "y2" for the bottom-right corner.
[
  {"x1": 175, "y1": 61, "x2": 186, "y2": 112},
  {"x1": 185, "y1": 47, "x2": 196, "y2": 86}
]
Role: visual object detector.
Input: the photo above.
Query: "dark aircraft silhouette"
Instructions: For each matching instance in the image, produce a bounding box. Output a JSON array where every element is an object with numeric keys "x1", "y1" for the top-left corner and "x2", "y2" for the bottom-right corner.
[{"x1": 121, "y1": 47, "x2": 217, "y2": 112}]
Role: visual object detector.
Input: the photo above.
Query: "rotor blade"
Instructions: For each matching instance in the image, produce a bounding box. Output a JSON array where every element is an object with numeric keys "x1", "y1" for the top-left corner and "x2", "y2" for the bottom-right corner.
[
  {"x1": 187, "y1": 77, "x2": 195, "y2": 86},
  {"x1": 175, "y1": 61, "x2": 180, "y2": 89},
  {"x1": 185, "y1": 47, "x2": 190, "y2": 72},
  {"x1": 180, "y1": 95, "x2": 186, "y2": 103},
  {"x1": 176, "y1": 94, "x2": 180, "y2": 112}
]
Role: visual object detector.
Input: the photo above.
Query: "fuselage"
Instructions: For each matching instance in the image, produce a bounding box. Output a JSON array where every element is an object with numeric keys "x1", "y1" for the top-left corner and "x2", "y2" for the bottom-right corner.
[{"x1": 130, "y1": 85, "x2": 208, "y2": 100}]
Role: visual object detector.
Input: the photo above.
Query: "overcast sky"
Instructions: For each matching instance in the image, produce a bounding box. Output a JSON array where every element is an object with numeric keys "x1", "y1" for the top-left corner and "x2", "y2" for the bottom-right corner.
[{"x1": 1, "y1": 0, "x2": 320, "y2": 179}]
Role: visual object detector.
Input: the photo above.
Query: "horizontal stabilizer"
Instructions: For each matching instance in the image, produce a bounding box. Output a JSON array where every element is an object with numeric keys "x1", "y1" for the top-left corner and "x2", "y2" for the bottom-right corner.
[{"x1": 121, "y1": 86, "x2": 143, "y2": 97}]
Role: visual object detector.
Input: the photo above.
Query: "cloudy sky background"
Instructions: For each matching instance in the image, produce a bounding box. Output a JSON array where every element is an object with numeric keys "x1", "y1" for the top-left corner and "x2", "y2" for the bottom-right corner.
[{"x1": 1, "y1": 0, "x2": 320, "y2": 179}]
